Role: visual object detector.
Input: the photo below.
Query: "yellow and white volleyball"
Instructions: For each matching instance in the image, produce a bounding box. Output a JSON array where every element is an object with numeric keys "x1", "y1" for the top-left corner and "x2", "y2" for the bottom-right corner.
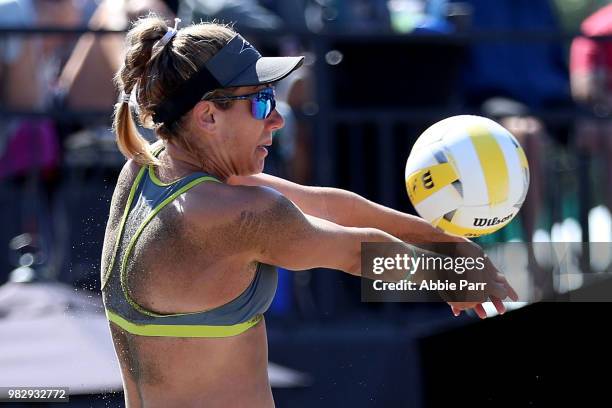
[{"x1": 405, "y1": 115, "x2": 530, "y2": 238}]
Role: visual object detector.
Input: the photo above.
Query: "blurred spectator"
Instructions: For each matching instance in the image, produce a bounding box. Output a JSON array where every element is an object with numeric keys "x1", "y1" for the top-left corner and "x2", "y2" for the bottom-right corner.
[
  {"x1": 179, "y1": 0, "x2": 283, "y2": 30},
  {"x1": 453, "y1": 0, "x2": 574, "y2": 243},
  {"x1": 570, "y1": 3, "x2": 612, "y2": 113},
  {"x1": 481, "y1": 98, "x2": 555, "y2": 295},
  {"x1": 0, "y1": 0, "x2": 42, "y2": 110},
  {"x1": 35, "y1": 0, "x2": 81, "y2": 63},
  {"x1": 0, "y1": 0, "x2": 68, "y2": 281},
  {"x1": 454, "y1": 0, "x2": 571, "y2": 112},
  {"x1": 58, "y1": 0, "x2": 174, "y2": 111},
  {"x1": 0, "y1": 0, "x2": 109, "y2": 179},
  {"x1": 388, "y1": 0, "x2": 454, "y2": 34},
  {"x1": 570, "y1": 3, "x2": 612, "y2": 210},
  {"x1": 297, "y1": 0, "x2": 456, "y2": 34},
  {"x1": 482, "y1": 98, "x2": 551, "y2": 242},
  {"x1": 275, "y1": 57, "x2": 316, "y2": 183}
]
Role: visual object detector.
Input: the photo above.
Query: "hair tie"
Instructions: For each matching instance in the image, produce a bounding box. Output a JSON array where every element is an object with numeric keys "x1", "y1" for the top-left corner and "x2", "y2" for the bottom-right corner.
[
  {"x1": 156, "y1": 18, "x2": 181, "y2": 49},
  {"x1": 120, "y1": 91, "x2": 131, "y2": 104}
]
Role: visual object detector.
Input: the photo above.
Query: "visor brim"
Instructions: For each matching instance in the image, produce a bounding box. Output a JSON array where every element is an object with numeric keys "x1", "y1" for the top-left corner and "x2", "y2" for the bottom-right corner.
[{"x1": 227, "y1": 56, "x2": 305, "y2": 87}]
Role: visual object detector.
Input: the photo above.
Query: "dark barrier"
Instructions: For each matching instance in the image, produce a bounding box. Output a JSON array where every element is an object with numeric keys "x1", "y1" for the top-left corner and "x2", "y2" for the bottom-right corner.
[{"x1": 420, "y1": 301, "x2": 612, "y2": 406}]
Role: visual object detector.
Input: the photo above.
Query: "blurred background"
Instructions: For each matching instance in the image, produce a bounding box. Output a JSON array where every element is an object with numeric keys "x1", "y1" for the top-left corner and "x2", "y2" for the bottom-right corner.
[{"x1": 1, "y1": 0, "x2": 611, "y2": 406}]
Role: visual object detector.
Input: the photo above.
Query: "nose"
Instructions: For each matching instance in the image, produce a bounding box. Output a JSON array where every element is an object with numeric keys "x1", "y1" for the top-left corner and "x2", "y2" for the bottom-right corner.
[{"x1": 266, "y1": 108, "x2": 284, "y2": 131}]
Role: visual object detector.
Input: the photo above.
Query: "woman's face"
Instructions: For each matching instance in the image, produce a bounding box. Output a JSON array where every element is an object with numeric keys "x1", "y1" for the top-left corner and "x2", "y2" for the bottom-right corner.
[{"x1": 193, "y1": 85, "x2": 285, "y2": 177}]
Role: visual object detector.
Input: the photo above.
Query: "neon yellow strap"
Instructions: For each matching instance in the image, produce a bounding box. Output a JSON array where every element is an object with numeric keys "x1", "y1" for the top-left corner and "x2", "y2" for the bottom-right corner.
[
  {"x1": 148, "y1": 144, "x2": 220, "y2": 187},
  {"x1": 107, "y1": 309, "x2": 262, "y2": 338},
  {"x1": 101, "y1": 166, "x2": 147, "y2": 291}
]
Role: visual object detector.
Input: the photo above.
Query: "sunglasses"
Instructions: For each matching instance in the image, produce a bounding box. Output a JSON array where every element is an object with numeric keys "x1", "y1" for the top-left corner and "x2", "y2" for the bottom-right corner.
[{"x1": 206, "y1": 87, "x2": 276, "y2": 120}]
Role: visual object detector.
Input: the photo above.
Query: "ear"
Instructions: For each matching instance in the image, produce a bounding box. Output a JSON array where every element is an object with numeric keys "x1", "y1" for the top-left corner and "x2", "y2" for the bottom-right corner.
[{"x1": 192, "y1": 100, "x2": 216, "y2": 132}]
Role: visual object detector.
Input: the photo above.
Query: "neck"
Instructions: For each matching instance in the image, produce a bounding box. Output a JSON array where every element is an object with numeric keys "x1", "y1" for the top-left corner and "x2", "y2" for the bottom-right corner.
[{"x1": 162, "y1": 140, "x2": 232, "y2": 182}]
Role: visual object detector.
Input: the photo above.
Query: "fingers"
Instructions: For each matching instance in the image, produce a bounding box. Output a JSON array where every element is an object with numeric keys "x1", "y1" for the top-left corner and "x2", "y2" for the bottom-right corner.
[
  {"x1": 487, "y1": 280, "x2": 510, "y2": 300},
  {"x1": 490, "y1": 296, "x2": 506, "y2": 315},
  {"x1": 450, "y1": 304, "x2": 461, "y2": 317},
  {"x1": 494, "y1": 273, "x2": 520, "y2": 301},
  {"x1": 482, "y1": 254, "x2": 520, "y2": 302},
  {"x1": 505, "y1": 280, "x2": 520, "y2": 301},
  {"x1": 450, "y1": 300, "x2": 508, "y2": 319},
  {"x1": 474, "y1": 303, "x2": 487, "y2": 319}
]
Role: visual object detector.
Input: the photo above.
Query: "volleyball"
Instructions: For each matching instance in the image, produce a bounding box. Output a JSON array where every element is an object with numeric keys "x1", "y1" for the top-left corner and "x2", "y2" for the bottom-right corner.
[{"x1": 405, "y1": 115, "x2": 530, "y2": 238}]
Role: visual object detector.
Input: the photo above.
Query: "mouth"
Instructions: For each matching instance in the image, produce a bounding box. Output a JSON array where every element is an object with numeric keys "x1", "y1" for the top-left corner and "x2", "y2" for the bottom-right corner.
[
  {"x1": 257, "y1": 139, "x2": 272, "y2": 148},
  {"x1": 256, "y1": 141, "x2": 272, "y2": 156},
  {"x1": 258, "y1": 140, "x2": 273, "y2": 148}
]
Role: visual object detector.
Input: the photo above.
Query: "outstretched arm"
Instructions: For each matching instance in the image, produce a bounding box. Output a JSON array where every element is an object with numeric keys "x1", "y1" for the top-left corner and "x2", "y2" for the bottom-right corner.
[
  {"x1": 227, "y1": 173, "x2": 463, "y2": 244},
  {"x1": 227, "y1": 174, "x2": 520, "y2": 317}
]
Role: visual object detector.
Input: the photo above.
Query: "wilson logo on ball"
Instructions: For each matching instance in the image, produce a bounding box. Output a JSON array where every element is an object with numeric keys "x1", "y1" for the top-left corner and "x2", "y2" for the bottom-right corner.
[{"x1": 473, "y1": 213, "x2": 514, "y2": 227}]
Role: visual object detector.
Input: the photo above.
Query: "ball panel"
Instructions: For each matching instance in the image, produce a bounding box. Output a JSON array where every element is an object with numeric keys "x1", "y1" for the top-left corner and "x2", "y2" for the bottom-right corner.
[
  {"x1": 516, "y1": 145, "x2": 530, "y2": 206},
  {"x1": 413, "y1": 184, "x2": 463, "y2": 223},
  {"x1": 451, "y1": 180, "x2": 463, "y2": 198},
  {"x1": 517, "y1": 145, "x2": 529, "y2": 170},
  {"x1": 405, "y1": 162, "x2": 459, "y2": 206},
  {"x1": 444, "y1": 130, "x2": 489, "y2": 206},
  {"x1": 405, "y1": 146, "x2": 439, "y2": 180},
  {"x1": 466, "y1": 124, "x2": 510, "y2": 206},
  {"x1": 490, "y1": 126, "x2": 527, "y2": 208},
  {"x1": 411, "y1": 117, "x2": 457, "y2": 152}
]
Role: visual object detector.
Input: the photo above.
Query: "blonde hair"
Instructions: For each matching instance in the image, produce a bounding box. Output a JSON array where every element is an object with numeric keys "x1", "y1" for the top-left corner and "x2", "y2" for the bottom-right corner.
[{"x1": 112, "y1": 17, "x2": 236, "y2": 166}]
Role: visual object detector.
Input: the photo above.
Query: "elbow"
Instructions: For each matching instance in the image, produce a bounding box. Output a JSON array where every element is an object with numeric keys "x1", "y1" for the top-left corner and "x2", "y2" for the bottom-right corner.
[
  {"x1": 346, "y1": 249, "x2": 362, "y2": 277},
  {"x1": 344, "y1": 227, "x2": 388, "y2": 277}
]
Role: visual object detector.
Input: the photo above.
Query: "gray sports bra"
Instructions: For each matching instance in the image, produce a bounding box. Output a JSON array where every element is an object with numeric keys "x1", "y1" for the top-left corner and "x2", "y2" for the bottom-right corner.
[{"x1": 101, "y1": 148, "x2": 278, "y2": 337}]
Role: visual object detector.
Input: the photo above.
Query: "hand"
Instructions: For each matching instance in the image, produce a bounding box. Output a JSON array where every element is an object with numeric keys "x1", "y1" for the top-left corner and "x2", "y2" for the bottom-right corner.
[{"x1": 447, "y1": 240, "x2": 519, "y2": 319}]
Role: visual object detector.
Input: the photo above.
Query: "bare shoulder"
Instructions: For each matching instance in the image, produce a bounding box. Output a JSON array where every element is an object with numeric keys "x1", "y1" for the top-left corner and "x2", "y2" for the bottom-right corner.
[
  {"x1": 183, "y1": 182, "x2": 297, "y2": 225},
  {"x1": 116, "y1": 159, "x2": 141, "y2": 188},
  {"x1": 106, "y1": 160, "x2": 139, "y2": 211},
  {"x1": 179, "y1": 182, "x2": 304, "y2": 254}
]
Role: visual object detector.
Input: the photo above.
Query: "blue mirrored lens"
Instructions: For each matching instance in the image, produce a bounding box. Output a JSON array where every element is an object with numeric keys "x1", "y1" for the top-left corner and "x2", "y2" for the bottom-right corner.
[
  {"x1": 252, "y1": 99, "x2": 270, "y2": 120},
  {"x1": 250, "y1": 88, "x2": 275, "y2": 120}
]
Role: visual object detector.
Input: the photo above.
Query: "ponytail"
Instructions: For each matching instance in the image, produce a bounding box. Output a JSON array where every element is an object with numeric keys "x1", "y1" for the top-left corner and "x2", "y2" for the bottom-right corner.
[
  {"x1": 113, "y1": 95, "x2": 158, "y2": 166},
  {"x1": 113, "y1": 16, "x2": 170, "y2": 166}
]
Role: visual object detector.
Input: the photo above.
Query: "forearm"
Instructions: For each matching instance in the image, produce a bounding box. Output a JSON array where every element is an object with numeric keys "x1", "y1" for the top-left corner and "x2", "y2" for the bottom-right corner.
[
  {"x1": 304, "y1": 214, "x2": 429, "y2": 283},
  {"x1": 324, "y1": 189, "x2": 464, "y2": 244}
]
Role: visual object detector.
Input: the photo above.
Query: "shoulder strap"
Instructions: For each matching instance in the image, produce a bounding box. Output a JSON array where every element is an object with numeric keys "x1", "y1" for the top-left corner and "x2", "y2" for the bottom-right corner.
[{"x1": 101, "y1": 165, "x2": 147, "y2": 291}]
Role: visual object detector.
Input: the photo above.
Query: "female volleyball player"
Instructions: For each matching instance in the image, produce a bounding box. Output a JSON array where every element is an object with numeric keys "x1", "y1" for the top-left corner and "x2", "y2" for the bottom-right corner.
[{"x1": 101, "y1": 17, "x2": 518, "y2": 407}]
